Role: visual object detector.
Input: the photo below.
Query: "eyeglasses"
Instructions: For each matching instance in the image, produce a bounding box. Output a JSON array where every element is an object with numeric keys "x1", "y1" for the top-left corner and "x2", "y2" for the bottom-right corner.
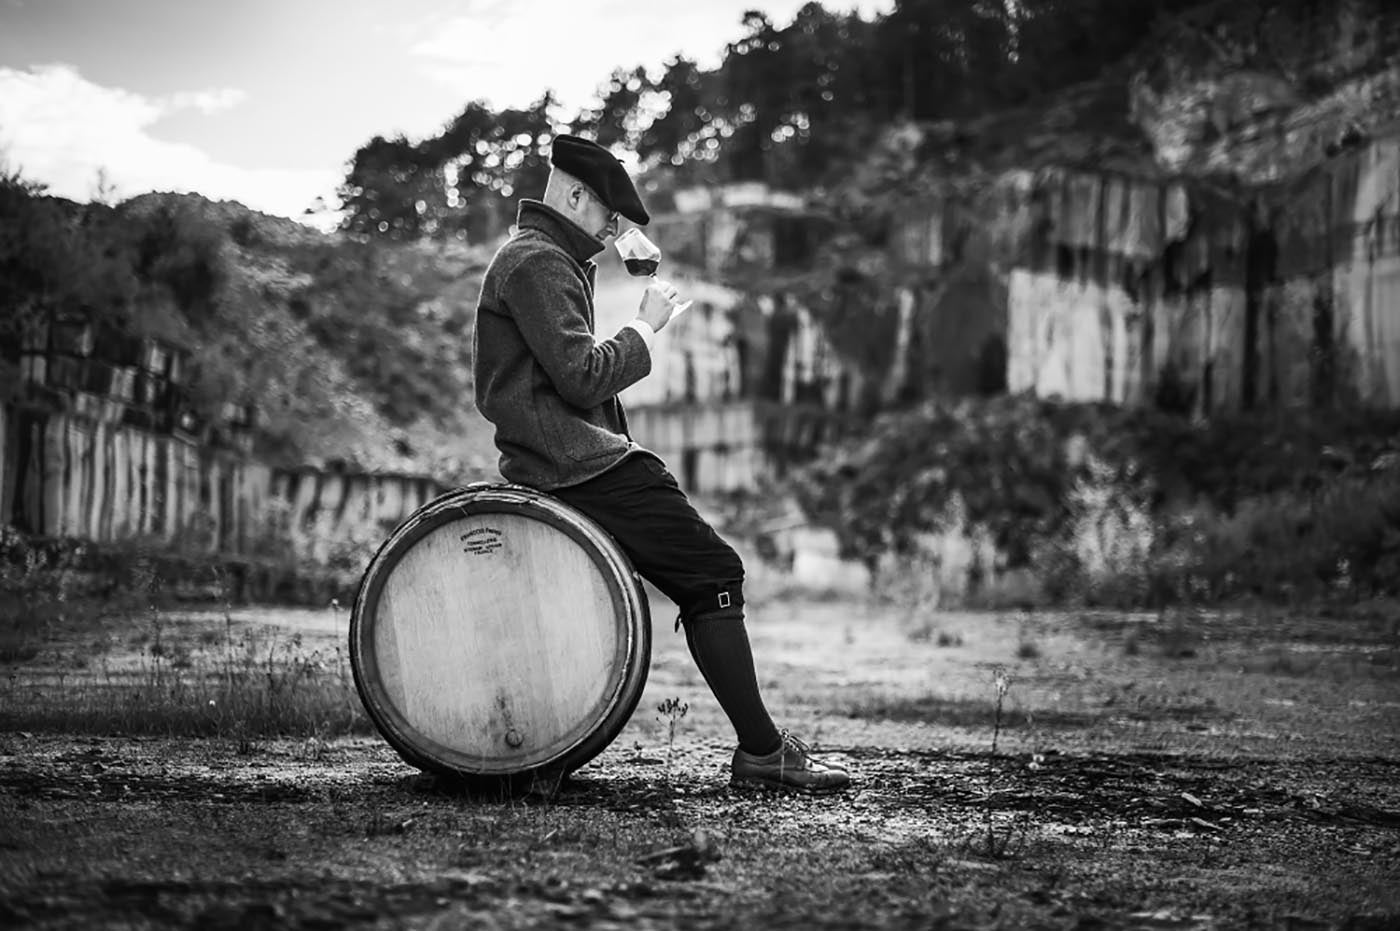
[{"x1": 580, "y1": 185, "x2": 619, "y2": 224}]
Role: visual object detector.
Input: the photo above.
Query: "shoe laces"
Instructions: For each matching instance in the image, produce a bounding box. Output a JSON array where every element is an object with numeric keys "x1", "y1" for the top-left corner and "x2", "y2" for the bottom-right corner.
[{"x1": 779, "y1": 730, "x2": 811, "y2": 757}]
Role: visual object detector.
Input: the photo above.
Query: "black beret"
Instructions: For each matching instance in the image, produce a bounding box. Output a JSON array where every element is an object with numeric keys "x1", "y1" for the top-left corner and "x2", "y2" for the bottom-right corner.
[{"x1": 550, "y1": 134, "x2": 650, "y2": 226}]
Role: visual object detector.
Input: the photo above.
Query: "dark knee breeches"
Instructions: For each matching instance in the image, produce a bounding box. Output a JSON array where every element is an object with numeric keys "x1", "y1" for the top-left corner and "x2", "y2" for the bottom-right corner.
[{"x1": 550, "y1": 453, "x2": 744, "y2": 624}]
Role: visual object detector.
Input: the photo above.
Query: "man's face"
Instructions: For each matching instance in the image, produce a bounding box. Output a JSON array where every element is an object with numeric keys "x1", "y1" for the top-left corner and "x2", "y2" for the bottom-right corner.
[{"x1": 578, "y1": 185, "x2": 620, "y2": 242}]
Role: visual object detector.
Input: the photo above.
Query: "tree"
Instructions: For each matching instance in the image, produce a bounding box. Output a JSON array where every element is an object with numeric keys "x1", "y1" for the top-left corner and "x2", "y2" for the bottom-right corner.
[
  {"x1": 338, "y1": 93, "x2": 563, "y2": 244},
  {"x1": 338, "y1": 134, "x2": 441, "y2": 241},
  {"x1": 1002, "y1": 0, "x2": 1200, "y2": 98},
  {"x1": 758, "y1": 3, "x2": 885, "y2": 187},
  {"x1": 0, "y1": 166, "x2": 142, "y2": 357},
  {"x1": 572, "y1": 66, "x2": 655, "y2": 151},
  {"x1": 125, "y1": 199, "x2": 230, "y2": 327},
  {"x1": 331, "y1": 0, "x2": 1249, "y2": 239},
  {"x1": 638, "y1": 55, "x2": 729, "y2": 189},
  {"x1": 636, "y1": 7, "x2": 883, "y2": 188}
]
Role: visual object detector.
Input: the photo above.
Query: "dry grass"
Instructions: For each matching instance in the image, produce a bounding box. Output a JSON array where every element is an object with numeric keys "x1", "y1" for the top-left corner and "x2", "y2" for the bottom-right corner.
[
  {"x1": 0, "y1": 612, "x2": 368, "y2": 740},
  {"x1": 0, "y1": 541, "x2": 367, "y2": 741}
]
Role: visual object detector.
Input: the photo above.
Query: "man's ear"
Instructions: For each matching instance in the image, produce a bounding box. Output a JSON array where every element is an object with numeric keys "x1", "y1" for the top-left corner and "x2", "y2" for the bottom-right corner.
[{"x1": 569, "y1": 185, "x2": 586, "y2": 208}]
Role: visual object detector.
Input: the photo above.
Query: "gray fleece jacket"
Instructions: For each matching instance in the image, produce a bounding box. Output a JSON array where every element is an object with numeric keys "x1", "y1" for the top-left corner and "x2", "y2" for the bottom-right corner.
[{"x1": 472, "y1": 200, "x2": 653, "y2": 489}]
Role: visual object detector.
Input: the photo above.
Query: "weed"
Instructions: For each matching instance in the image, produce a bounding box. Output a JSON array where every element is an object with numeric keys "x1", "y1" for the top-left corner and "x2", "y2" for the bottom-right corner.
[
  {"x1": 655, "y1": 696, "x2": 690, "y2": 778},
  {"x1": 975, "y1": 666, "x2": 1036, "y2": 859},
  {"x1": 299, "y1": 735, "x2": 331, "y2": 761},
  {"x1": 0, "y1": 518, "x2": 375, "y2": 742},
  {"x1": 981, "y1": 810, "x2": 1032, "y2": 860},
  {"x1": 935, "y1": 629, "x2": 964, "y2": 648},
  {"x1": 990, "y1": 666, "x2": 1011, "y2": 756},
  {"x1": 1, "y1": 605, "x2": 366, "y2": 740}
]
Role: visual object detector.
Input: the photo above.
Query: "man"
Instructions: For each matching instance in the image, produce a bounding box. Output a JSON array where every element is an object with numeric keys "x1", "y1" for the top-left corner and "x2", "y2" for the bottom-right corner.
[{"x1": 472, "y1": 134, "x2": 850, "y2": 794}]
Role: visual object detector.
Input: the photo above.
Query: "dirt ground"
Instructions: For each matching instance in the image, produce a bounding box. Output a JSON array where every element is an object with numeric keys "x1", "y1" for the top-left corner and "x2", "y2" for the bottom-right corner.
[{"x1": 2, "y1": 579, "x2": 1399, "y2": 930}]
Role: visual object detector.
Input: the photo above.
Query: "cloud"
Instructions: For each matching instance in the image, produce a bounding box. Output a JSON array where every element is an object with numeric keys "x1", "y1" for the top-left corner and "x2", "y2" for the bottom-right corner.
[
  {"x1": 0, "y1": 64, "x2": 335, "y2": 224},
  {"x1": 165, "y1": 87, "x2": 248, "y2": 115},
  {"x1": 408, "y1": 6, "x2": 625, "y2": 113}
]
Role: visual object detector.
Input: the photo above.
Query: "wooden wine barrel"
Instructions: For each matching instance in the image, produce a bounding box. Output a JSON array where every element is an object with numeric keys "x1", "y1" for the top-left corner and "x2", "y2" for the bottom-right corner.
[{"x1": 349, "y1": 483, "x2": 650, "y2": 782}]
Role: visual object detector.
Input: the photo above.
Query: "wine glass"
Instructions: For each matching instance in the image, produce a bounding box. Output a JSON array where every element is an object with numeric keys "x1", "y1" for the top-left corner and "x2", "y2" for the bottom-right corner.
[{"x1": 614, "y1": 228, "x2": 692, "y2": 316}]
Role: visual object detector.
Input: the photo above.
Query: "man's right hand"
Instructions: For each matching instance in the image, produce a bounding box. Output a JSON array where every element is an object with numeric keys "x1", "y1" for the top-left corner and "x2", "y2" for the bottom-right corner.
[{"x1": 639, "y1": 279, "x2": 682, "y2": 331}]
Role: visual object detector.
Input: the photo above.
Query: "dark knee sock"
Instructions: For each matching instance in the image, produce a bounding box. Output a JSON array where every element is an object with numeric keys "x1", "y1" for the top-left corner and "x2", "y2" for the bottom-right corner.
[{"x1": 684, "y1": 610, "x2": 782, "y2": 755}]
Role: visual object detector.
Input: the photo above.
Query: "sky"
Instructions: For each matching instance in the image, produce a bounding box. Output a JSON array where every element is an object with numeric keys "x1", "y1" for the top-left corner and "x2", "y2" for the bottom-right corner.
[{"x1": 0, "y1": 0, "x2": 893, "y2": 230}]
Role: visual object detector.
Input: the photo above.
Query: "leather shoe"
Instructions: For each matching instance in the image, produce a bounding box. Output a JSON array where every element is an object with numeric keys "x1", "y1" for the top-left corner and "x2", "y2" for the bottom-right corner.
[{"x1": 730, "y1": 731, "x2": 851, "y2": 794}]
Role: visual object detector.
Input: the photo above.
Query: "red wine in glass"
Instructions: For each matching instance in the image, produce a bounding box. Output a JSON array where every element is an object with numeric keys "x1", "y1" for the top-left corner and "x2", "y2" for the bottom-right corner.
[{"x1": 615, "y1": 229, "x2": 692, "y2": 315}]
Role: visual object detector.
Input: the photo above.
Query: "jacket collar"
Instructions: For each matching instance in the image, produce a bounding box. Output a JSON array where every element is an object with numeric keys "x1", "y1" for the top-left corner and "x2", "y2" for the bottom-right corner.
[{"x1": 515, "y1": 199, "x2": 606, "y2": 264}]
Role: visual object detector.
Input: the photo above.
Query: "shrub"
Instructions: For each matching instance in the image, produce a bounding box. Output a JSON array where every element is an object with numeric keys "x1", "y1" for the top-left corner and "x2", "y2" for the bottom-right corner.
[
  {"x1": 1145, "y1": 472, "x2": 1400, "y2": 603},
  {"x1": 791, "y1": 393, "x2": 1400, "y2": 607}
]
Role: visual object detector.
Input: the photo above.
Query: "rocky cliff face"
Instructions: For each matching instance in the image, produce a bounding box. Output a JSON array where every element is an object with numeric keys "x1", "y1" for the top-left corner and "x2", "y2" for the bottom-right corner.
[
  {"x1": 1129, "y1": 0, "x2": 1399, "y2": 183},
  {"x1": 863, "y1": 1, "x2": 1400, "y2": 416}
]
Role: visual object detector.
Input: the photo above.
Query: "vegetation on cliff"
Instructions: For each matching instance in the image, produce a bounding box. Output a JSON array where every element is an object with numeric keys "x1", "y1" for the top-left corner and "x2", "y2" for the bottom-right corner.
[
  {"x1": 0, "y1": 171, "x2": 495, "y2": 477},
  {"x1": 793, "y1": 395, "x2": 1400, "y2": 606}
]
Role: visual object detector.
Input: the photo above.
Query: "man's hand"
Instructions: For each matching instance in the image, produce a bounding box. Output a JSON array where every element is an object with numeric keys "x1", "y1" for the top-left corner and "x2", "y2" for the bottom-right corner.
[{"x1": 638, "y1": 279, "x2": 682, "y2": 331}]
